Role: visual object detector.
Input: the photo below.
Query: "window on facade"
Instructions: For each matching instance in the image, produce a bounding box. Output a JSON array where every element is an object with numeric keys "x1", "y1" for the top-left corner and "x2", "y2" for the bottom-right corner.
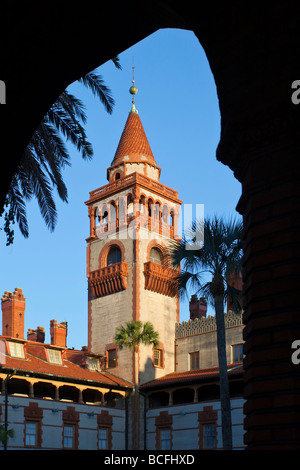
[
  {"x1": 127, "y1": 195, "x2": 134, "y2": 218},
  {"x1": 139, "y1": 196, "x2": 145, "y2": 214},
  {"x1": 153, "y1": 348, "x2": 163, "y2": 368},
  {"x1": 110, "y1": 203, "x2": 117, "y2": 221},
  {"x1": 148, "y1": 200, "x2": 153, "y2": 217},
  {"x1": 107, "y1": 349, "x2": 116, "y2": 368},
  {"x1": 189, "y1": 351, "x2": 200, "y2": 370},
  {"x1": 107, "y1": 246, "x2": 122, "y2": 266},
  {"x1": 98, "y1": 427, "x2": 108, "y2": 449},
  {"x1": 203, "y1": 424, "x2": 216, "y2": 448},
  {"x1": 169, "y1": 212, "x2": 174, "y2": 226},
  {"x1": 47, "y1": 348, "x2": 62, "y2": 364},
  {"x1": 150, "y1": 247, "x2": 162, "y2": 264},
  {"x1": 63, "y1": 425, "x2": 74, "y2": 449},
  {"x1": 86, "y1": 356, "x2": 100, "y2": 371},
  {"x1": 25, "y1": 422, "x2": 37, "y2": 447},
  {"x1": 102, "y1": 210, "x2": 108, "y2": 224},
  {"x1": 160, "y1": 428, "x2": 171, "y2": 450},
  {"x1": 8, "y1": 341, "x2": 24, "y2": 358},
  {"x1": 232, "y1": 343, "x2": 243, "y2": 363}
]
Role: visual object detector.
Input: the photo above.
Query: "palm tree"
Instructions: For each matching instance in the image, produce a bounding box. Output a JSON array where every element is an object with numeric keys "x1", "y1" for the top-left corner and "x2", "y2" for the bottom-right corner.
[
  {"x1": 115, "y1": 320, "x2": 159, "y2": 449},
  {"x1": 0, "y1": 424, "x2": 14, "y2": 448},
  {"x1": 1, "y1": 57, "x2": 121, "y2": 245},
  {"x1": 169, "y1": 215, "x2": 243, "y2": 450}
]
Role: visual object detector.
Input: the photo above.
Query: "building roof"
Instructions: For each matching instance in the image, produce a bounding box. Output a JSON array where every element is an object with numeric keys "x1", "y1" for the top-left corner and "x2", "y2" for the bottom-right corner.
[
  {"x1": 140, "y1": 363, "x2": 243, "y2": 390},
  {"x1": 111, "y1": 111, "x2": 157, "y2": 167},
  {"x1": 0, "y1": 336, "x2": 132, "y2": 390}
]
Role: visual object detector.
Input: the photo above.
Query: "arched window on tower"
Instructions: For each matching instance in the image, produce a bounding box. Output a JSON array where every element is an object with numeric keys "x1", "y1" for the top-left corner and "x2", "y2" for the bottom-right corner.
[
  {"x1": 139, "y1": 196, "x2": 145, "y2": 214},
  {"x1": 109, "y1": 202, "x2": 117, "y2": 232},
  {"x1": 150, "y1": 247, "x2": 162, "y2": 265},
  {"x1": 103, "y1": 210, "x2": 108, "y2": 232},
  {"x1": 162, "y1": 205, "x2": 169, "y2": 224},
  {"x1": 148, "y1": 198, "x2": 154, "y2": 218},
  {"x1": 169, "y1": 210, "x2": 175, "y2": 238},
  {"x1": 107, "y1": 246, "x2": 122, "y2": 266},
  {"x1": 155, "y1": 202, "x2": 161, "y2": 222},
  {"x1": 127, "y1": 194, "x2": 134, "y2": 219}
]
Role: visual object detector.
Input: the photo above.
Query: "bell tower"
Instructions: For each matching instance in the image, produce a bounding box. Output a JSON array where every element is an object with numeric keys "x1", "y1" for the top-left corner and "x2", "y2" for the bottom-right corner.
[{"x1": 85, "y1": 75, "x2": 182, "y2": 386}]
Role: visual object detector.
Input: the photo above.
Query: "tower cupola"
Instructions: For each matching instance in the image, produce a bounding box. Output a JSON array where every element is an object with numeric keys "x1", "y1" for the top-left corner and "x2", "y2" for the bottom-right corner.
[{"x1": 107, "y1": 70, "x2": 161, "y2": 182}]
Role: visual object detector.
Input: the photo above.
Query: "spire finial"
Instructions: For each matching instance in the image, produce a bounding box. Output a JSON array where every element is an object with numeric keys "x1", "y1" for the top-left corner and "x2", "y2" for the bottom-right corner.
[{"x1": 129, "y1": 58, "x2": 138, "y2": 114}]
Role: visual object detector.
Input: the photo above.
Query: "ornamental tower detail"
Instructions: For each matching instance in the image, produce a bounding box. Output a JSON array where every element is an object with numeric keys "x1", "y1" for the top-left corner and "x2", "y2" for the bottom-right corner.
[{"x1": 85, "y1": 79, "x2": 182, "y2": 385}]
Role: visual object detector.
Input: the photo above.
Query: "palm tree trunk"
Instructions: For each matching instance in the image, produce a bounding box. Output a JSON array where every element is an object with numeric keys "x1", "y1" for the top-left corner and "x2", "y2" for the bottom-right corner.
[
  {"x1": 214, "y1": 295, "x2": 233, "y2": 450},
  {"x1": 132, "y1": 347, "x2": 140, "y2": 450}
]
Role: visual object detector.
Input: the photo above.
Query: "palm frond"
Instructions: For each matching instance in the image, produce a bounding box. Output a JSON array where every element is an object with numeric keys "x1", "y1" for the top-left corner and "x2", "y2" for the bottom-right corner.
[
  {"x1": 2, "y1": 58, "x2": 121, "y2": 244},
  {"x1": 7, "y1": 184, "x2": 29, "y2": 238},
  {"x1": 115, "y1": 320, "x2": 159, "y2": 351},
  {"x1": 33, "y1": 122, "x2": 69, "y2": 202},
  {"x1": 169, "y1": 215, "x2": 243, "y2": 307},
  {"x1": 111, "y1": 56, "x2": 122, "y2": 70},
  {"x1": 27, "y1": 156, "x2": 57, "y2": 232},
  {"x1": 78, "y1": 71, "x2": 115, "y2": 115},
  {"x1": 57, "y1": 91, "x2": 87, "y2": 124},
  {"x1": 46, "y1": 106, "x2": 93, "y2": 161}
]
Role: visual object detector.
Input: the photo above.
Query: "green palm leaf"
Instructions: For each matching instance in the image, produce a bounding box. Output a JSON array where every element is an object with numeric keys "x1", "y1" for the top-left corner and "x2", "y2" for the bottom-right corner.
[{"x1": 1, "y1": 57, "x2": 121, "y2": 244}]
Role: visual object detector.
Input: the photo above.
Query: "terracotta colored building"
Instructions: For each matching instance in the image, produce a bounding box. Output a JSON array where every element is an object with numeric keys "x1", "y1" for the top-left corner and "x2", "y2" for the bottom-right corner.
[{"x1": 0, "y1": 85, "x2": 245, "y2": 450}]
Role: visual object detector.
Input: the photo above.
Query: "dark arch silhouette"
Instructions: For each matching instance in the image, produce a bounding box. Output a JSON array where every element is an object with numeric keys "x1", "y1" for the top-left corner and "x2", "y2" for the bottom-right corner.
[{"x1": 2, "y1": 1, "x2": 300, "y2": 450}]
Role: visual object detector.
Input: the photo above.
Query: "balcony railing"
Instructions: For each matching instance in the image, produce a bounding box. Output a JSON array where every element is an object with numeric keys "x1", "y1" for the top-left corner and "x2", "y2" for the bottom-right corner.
[{"x1": 87, "y1": 173, "x2": 180, "y2": 203}]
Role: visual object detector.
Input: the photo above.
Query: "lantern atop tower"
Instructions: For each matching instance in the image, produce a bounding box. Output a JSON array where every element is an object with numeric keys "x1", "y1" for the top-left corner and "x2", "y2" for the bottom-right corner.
[{"x1": 129, "y1": 61, "x2": 138, "y2": 114}]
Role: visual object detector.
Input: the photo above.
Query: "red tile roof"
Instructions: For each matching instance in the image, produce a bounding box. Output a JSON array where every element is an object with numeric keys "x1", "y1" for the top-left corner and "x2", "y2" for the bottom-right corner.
[
  {"x1": 0, "y1": 337, "x2": 132, "y2": 389},
  {"x1": 140, "y1": 363, "x2": 243, "y2": 390},
  {"x1": 111, "y1": 112, "x2": 157, "y2": 167}
]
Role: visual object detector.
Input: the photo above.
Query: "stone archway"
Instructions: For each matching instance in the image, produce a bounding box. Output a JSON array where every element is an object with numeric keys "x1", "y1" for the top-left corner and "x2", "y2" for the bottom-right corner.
[{"x1": 2, "y1": 1, "x2": 300, "y2": 449}]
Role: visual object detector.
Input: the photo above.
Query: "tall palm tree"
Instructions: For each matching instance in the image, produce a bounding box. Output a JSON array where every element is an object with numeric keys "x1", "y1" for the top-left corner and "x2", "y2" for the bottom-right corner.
[
  {"x1": 169, "y1": 215, "x2": 243, "y2": 450},
  {"x1": 115, "y1": 320, "x2": 159, "y2": 449},
  {"x1": 1, "y1": 58, "x2": 121, "y2": 245}
]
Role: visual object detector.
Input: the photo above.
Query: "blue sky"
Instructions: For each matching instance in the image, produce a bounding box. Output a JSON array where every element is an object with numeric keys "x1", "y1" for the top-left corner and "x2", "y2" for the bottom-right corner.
[{"x1": 0, "y1": 29, "x2": 241, "y2": 349}]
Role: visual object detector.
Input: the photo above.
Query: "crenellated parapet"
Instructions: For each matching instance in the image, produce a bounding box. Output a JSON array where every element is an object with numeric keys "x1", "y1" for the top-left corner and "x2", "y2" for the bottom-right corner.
[{"x1": 175, "y1": 311, "x2": 243, "y2": 338}]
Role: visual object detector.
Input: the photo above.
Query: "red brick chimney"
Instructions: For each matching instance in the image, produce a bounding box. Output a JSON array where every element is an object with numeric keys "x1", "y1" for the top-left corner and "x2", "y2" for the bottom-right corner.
[
  {"x1": 1, "y1": 288, "x2": 25, "y2": 339},
  {"x1": 50, "y1": 320, "x2": 67, "y2": 347},
  {"x1": 189, "y1": 295, "x2": 207, "y2": 320},
  {"x1": 27, "y1": 326, "x2": 45, "y2": 343},
  {"x1": 227, "y1": 271, "x2": 243, "y2": 313}
]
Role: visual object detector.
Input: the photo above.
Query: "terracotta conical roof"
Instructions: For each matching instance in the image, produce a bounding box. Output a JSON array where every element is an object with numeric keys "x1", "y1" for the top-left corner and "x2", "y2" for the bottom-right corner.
[{"x1": 111, "y1": 111, "x2": 157, "y2": 166}]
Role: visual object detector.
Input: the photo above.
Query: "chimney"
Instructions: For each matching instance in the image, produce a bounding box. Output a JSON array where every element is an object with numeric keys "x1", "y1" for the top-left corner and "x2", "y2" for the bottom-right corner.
[
  {"x1": 227, "y1": 271, "x2": 243, "y2": 313},
  {"x1": 27, "y1": 326, "x2": 45, "y2": 343},
  {"x1": 1, "y1": 287, "x2": 25, "y2": 339},
  {"x1": 189, "y1": 295, "x2": 207, "y2": 320},
  {"x1": 50, "y1": 320, "x2": 67, "y2": 347}
]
